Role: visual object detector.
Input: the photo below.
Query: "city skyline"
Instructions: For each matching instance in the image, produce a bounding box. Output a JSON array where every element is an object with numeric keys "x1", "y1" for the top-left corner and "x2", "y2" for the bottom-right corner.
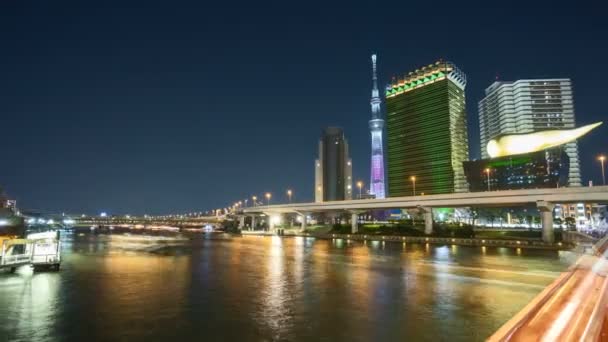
[
  {"x1": 1, "y1": 2, "x2": 607, "y2": 214},
  {"x1": 2, "y1": 4, "x2": 608, "y2": 342}
]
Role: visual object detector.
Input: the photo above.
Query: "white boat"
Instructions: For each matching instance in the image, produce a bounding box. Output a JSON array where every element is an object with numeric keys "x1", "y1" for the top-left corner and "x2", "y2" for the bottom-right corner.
[
  {"x1": 28, "y1": 231, "x2": 61, "y2": 271},
  {"x1": 0, "y1": 230, "x2": 61, "y2": 273}
]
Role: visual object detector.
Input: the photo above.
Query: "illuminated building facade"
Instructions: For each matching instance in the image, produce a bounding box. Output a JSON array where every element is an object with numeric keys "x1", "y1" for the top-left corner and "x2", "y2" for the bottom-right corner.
[
  {"x1": 385, "y1": 60, "x2": 469, "y2": 196},
  {"x1": 463, "y1": 148, "x2": 570, "y2": 192},
  {"x1": 368, "y1": 54, "x2": 386, "y2": 199},
  {"x1": 555, "y1": 203, "x2": 607, "y2": 227},
  {"x1": 0, "y1": 186, "x2": 16, "y2": 213},
  {"x1": 478, "y1": 79, "x2": 582, "y2": 186},
  {"x1": 0, "y1": 186, "x2": 23, "y2": 236},
  {"x1": 315, "y1": 127, "x2": 352, "y2": 202}
]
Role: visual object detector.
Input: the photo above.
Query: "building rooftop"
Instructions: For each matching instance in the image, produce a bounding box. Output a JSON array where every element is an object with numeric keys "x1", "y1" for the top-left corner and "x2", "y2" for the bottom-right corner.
[{"x1": 385, "y1": 60, "x2": 465, "y2": 98}]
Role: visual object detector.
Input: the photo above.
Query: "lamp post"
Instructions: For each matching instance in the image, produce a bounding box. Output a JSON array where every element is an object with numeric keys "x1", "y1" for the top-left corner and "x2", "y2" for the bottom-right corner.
[
  {"x1": 265, "y1": 193, "x2": 271, "y2": 206},
  {"x1": 357, "y1": 181, "x2": 363, "y2": 199},
  {"x1": 410, "y1": 176, "x2": 416, "y2": 196},
  {"x1": 599, "y1": 155, "x2": 606, "y2": 185},
  {"x1": 252, "y1": 196, "x2": 257, "y2": 207},
  {"x1": 485, "y1": 168, "x2": 491, "y2": 191},
  {"x1": 287, "y1": 189, "x2": 292, "y2": 203}
]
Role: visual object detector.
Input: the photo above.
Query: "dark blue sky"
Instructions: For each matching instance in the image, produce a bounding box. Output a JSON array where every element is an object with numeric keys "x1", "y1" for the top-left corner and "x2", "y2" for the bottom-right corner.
[{"x1": 1, "y1": 1, "x2": 606, "y2": 215}]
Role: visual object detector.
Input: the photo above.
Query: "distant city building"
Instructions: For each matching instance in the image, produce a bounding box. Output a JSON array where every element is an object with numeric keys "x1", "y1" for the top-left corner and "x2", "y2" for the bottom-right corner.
[
  {"x1": 368, "y1": 54, "x2": 386, "y2": 199},
  {"x1": 315, "y1": 127, "x2": 352, "y2": 202},
  {"x1": 555, "y1": 203, "x2": 607, "y2": 226},
  {"x1": 478, "y1": 79, "x2": 582, "y2": 186},
  {"x1": 0, "y1": 186, "x2": 23, "y2": 236},
  {"x1": 385, "y1": 60, "x2": 469, "y2": 196},
  {"x1": 0, "y1": 186, "x2": 16, "y2": 213},
  {"x1": 463, "y1": 148, "x2": 570, "y2": 192},
  {"x1": 5, "y1": 199, "x2": 17, "y2": 213}
]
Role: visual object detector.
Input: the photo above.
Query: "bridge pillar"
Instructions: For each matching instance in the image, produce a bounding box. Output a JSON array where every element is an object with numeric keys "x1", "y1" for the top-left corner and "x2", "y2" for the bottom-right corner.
[
  {"x1": 263, "y1": 212, "x2": 277, "y2": 232},
  {"x1": 537, "y1": 201, "x2": 555, "y2": 244},
  {"x1": 301, "y1": 214, "x2": 307, "y2": 231},
  {"x1": 419, "y1": 207, "x2": 433, "y2": 235},
  {"x1": 239, "y1": 215, "x2": 245, "y2": 230},
  {"x1": 250, "y1": 216, "x2": 256, "y2": 231}
]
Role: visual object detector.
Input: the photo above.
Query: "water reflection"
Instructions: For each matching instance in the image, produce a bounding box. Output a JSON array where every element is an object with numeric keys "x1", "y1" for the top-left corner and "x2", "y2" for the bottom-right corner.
[
  {"x1": 0, "y1": 271, "x2": 60, "y2": 341},
  {"x1": 0, "y1": 233, "x2": 572, "y2": 341}
]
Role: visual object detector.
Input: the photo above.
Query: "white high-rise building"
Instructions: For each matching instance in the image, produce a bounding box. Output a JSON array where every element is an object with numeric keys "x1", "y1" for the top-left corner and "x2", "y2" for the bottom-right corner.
[{"x1": 478, "y1": 79, "x2": 581, "y2": 186}]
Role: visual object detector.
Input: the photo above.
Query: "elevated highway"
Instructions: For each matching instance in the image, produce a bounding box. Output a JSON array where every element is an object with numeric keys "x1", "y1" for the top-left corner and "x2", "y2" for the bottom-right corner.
[{"x1": 242, "y1": 186, "x2": 608, "y2": 243}]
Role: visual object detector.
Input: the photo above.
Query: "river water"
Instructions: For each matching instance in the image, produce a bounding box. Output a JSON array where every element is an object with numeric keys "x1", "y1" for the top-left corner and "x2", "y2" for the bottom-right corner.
[{"x1": 0, "y1": 231, "x2": 576, "y2": 341}]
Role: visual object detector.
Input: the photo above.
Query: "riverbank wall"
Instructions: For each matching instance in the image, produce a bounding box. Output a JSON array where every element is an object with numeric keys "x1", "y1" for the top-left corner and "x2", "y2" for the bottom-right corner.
[{"x1": 241, "y1": 230, "x2": 572, "y2": 250}]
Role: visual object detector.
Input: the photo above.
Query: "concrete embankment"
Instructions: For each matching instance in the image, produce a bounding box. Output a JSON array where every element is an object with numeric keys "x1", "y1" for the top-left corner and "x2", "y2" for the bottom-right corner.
[{"x1": 241, "y1": 230, "x2": 571, "y2": 250}]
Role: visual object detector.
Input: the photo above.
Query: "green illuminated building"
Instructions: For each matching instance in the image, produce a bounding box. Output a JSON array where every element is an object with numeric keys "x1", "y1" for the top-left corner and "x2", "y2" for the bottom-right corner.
[{"x1": 385, "y1": 60, "x2": 469, "y2": 196}]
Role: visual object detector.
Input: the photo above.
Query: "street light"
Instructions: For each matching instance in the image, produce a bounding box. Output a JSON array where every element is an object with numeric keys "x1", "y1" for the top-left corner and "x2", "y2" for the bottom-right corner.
[
  {"x1": 252, "y1": 196, "x2": 257, "y2": 207},
  {"x1": 410, "y1": 176, "x2": 416, "y2": 196},
  {"x1": 599, "y1": 155, "x2": 606, "y2": 185},
  {"x1": 287, "y1": 189, "x2": 292, "y2": 203},
  {"x1": 356, "y1": 181, "x2": 363, "y2": 199},
  {"x1": 485, "y1": 168, "x2": 491, "y2": 191},
  {"x1": 265, "y1": 192, "x2": 271, "y2": 206}
]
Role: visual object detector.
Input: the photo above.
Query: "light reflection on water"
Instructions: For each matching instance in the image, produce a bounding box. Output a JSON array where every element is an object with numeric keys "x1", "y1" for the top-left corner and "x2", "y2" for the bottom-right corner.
[{"x1": 0, "y1": 232, "x2": 573, "y2": 341}]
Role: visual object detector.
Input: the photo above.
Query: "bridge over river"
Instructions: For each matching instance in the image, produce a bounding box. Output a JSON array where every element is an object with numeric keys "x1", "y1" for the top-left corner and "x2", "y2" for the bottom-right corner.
[{"x1": 241, "y1": 186, "x2": 608, "y2": 243}]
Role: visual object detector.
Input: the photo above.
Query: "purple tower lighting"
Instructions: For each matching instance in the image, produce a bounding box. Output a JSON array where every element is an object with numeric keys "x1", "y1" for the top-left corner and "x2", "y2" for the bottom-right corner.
[{"x1": 369, "y1": 54, "x2": 386, "y2": 199}]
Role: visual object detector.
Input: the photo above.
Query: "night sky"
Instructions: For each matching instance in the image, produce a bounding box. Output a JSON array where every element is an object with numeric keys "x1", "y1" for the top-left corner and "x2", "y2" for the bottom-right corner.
[{"x1": 1, "y1": 1, "x2": 606, "y2": 215}]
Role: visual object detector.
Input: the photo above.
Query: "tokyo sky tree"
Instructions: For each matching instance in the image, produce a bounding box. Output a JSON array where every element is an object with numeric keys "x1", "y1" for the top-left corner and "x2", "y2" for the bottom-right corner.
[{"x1": 369, "y1": 54, "x2": 386, "y2": 199}]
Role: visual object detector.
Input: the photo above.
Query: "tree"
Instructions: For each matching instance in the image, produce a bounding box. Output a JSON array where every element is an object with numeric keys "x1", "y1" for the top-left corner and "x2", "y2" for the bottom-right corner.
[
  {"x1": 470, "y1": 208, "x2": 479, "y2": 227},
  {"x1": 497, "y1": 209, "x2": 506, "y2": 228},
  {"x1": 565, "y1": 217, "x2": 576, "y2": 231},
  {"x1": 478, "y1": 207, "x2": 500, "y2": 228},
  {"x1": 488, "y1": 214, "x2": 496, "y2": 227},
  {"x1": 221, "y1": 219, "x2": 241, "y2": 233}
]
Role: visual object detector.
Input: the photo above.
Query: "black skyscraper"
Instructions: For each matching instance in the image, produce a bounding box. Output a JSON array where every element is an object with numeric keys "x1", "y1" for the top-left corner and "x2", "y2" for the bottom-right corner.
[{"x1": 315, "y1": 127, "x2": 353, "y2": 202}]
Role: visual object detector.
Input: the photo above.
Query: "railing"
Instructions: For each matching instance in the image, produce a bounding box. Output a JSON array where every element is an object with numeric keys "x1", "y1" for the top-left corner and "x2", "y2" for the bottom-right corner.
[
  {"x1": 0, "y1": 253, "x2": 32, "y2": 266},
  {"x1": 488, "y1": 235, "x2": 608, "y2": 341},
  {"x1": 31, "y1": 253, "x2": 60, "y2": 264}
]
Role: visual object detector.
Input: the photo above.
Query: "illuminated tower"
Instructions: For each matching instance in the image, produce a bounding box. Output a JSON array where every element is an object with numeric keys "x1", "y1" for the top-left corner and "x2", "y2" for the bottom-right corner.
[{"x1": 369, "y1": 54, "x2": 386, "y2": 199}]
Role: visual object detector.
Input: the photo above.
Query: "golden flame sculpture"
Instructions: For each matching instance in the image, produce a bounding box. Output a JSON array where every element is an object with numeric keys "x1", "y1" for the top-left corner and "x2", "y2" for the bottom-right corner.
[{"x1": 487, "y1": 122, "x2": 603, "y2": 158}]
